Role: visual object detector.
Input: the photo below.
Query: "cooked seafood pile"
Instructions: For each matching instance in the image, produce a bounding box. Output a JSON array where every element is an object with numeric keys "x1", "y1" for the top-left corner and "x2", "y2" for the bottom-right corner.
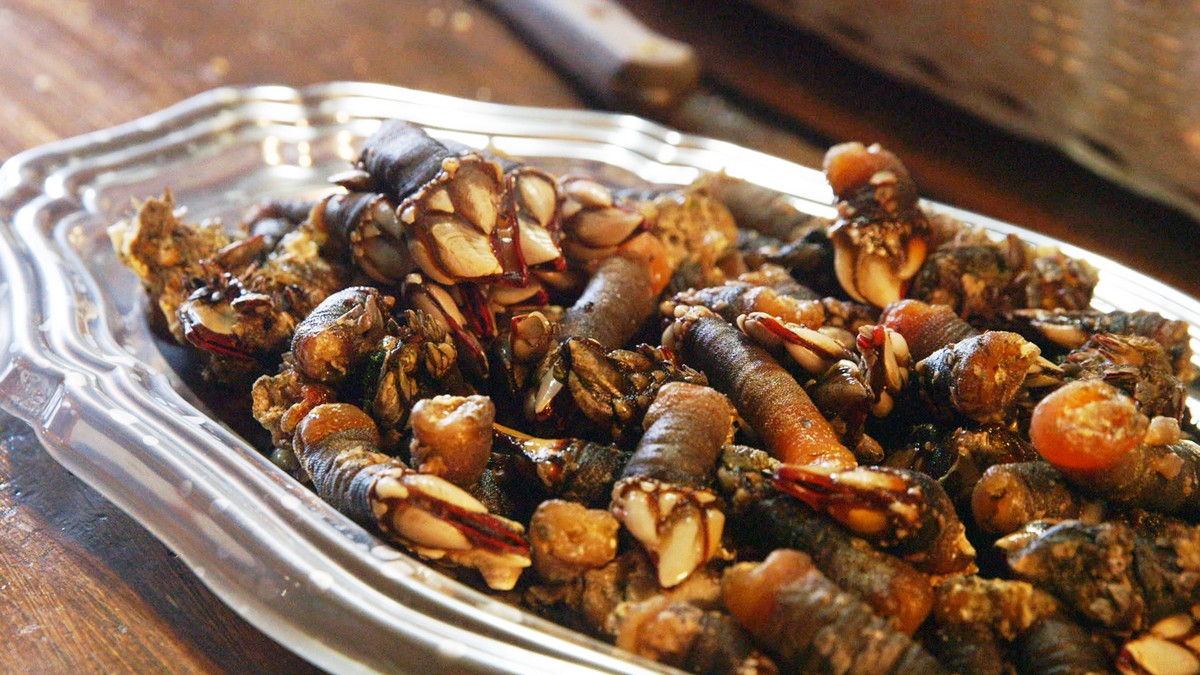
[{"x1": 110, "y1": 121, "x2": 1200, "y2": 674}]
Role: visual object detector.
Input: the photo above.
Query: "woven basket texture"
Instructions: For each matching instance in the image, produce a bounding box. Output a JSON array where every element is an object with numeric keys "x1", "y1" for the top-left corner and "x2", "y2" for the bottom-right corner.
[{"x1": 748, "y1": 0, "x2": 1200, "y2": 219}]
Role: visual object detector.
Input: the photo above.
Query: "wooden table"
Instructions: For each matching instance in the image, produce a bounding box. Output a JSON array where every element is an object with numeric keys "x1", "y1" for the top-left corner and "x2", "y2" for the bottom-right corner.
[{"x1": 1, "y1": 0, "x2": 1195, "y2": 672}]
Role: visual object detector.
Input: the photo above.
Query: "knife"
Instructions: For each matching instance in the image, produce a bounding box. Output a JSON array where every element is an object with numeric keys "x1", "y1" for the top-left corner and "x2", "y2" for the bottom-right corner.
[{"x1": 481, "y1": 0, "x2": 828, "y2": 168}]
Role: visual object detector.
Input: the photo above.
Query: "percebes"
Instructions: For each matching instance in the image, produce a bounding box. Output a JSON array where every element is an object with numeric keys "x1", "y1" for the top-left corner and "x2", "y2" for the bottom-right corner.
[{"x1": 293, "y1": 402, "x2": 531, "y2": 590}]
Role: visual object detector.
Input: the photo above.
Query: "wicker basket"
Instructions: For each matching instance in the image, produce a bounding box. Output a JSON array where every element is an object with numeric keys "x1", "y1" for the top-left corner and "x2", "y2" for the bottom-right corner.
[{"x1": 747, "y1": 0, "x2": 1200, "y2": 220}]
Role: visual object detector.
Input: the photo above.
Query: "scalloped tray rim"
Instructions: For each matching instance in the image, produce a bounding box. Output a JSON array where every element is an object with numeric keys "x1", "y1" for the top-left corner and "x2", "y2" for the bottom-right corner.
[{"x1": 0, "y1": 82, "x2": 1196, "y2": 675}]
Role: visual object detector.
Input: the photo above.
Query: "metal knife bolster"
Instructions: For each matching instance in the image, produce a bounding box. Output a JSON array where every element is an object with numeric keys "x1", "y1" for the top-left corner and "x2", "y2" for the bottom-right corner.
[{"x1": 483, "y1": 0, "x2": 700, "y2": 111}]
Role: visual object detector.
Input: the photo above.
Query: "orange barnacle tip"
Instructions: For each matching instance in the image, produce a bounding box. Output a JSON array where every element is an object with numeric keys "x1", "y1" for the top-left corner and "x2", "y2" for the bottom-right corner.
[
  {"x1": 1029, "y1": 379, "x2": 1149, "y2": 472},
  {"x1": 295, "y1": 402, "x2": 379, "y2": 449},
  {"x1": 722, "y1": 550, "x2": 812, "y2": 635},
  {"x1": 617, "y1": 232, "x2": 672, "y2": 295},
  {"x1": 823, "y1": 142, "x2": 908, "y2": 200},
  {"x1": 879, "y1": 299, "x2": 927, "y2": 329}
]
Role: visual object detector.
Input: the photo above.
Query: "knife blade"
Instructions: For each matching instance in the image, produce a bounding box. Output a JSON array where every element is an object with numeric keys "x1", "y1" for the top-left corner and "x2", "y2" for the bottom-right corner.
[{"x1": 482, "y1": 0, "x2": 827, "y2": 168}]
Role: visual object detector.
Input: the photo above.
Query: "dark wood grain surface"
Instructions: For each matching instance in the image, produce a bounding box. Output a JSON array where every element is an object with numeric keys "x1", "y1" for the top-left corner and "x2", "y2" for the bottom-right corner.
[{"x1": 1, "y1": 0, "x2": 1196, "y2": 672}]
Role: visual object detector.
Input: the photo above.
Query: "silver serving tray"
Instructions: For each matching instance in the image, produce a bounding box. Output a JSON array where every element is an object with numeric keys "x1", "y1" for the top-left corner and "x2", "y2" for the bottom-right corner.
[{"x1": 0, "y1": 82, "x2": 1197, "y2": 674}]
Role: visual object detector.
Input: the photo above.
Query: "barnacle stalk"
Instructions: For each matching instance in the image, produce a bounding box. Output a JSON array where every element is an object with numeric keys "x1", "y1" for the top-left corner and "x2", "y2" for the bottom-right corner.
[
  {"x1": 883, "y1": 303, "x2": 1062, "y2": 424},
  {"x1": 717, "y1": 445, "x2": 934, "y2": 634},
  {"x1": 692, "y1": 171, "x2": 825, "y2": 242},
  {"x1": 880, "y1": 298, "x2": 979, "y2": 362},
  {"x1": 1029, "y1": 379, "x2": 1150, "y2": 472},
  {"x1": 665, "y1": 307, "x2": 855, "y2": 469},
  {"x1": 611, "y1": 382, "x2": 734, "y2": 587},
  {"x1": 736, "y1": 313, "x2": 903, "y2": 447},
  {"x1": 290, "y1": 286, "x2": 395, "y2": 384},
  {"x1": 926, "y1": 623, "x2": 1007, "y2": 675},
  {"x1": 526, "y1": 240, "x2": 674, "y2": 423},
  {"x1": 721, "y1": 550, "x2": 946, "y2": 673},
  {"x1": 293, "y1": 403, "x2": 530, "y2": 590},
  {"x1": 561, "y1": 237, "x2": 671, "y2": 346},
  {"x1": 916, "y1": 331, "x2": 1045, "y2": 425},
  {"x1": 970, "y1": 461, "x2": 1088, "y2": 535},
  {"x1": 615, "y1": 597, "x2": 775, "y2": 674},
  {"x1": 1082, "y1": 442, "x2": 1200, "y2": 519},
  {"x1": 1000, "y1": 518, "x2": 1200, "y2": 631},
  {"x1": 1033, "y1": 381, "x2": 1200, "y2": 519},
  {"x1": 1015, "y1": 615, "x2": 1116, "y2": 674},
  {"x1": 933, "y1": 575, "x2": 1062, "y2": 638},
  {"x1": 1063, "y1": 332, "x2": 1189, "y2": 421},
  {"x1": 928, "y1": 576, "x2": 1109, "y2": 675},
  {"x1": 240, "y1": 198, "x2": 315, "y2": 247}
]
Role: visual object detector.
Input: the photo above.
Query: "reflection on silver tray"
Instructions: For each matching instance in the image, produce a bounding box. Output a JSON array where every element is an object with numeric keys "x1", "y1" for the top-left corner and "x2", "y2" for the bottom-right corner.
[{"x1": 0, "y1": 82, "x2": 1196, "y2": 674}]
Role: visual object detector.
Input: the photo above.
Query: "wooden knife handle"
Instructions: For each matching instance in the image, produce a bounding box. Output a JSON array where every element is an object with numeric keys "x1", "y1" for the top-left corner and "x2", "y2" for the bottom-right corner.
[{"x1": 483, "y1": 0, "x2": 700, "y2": 111}]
